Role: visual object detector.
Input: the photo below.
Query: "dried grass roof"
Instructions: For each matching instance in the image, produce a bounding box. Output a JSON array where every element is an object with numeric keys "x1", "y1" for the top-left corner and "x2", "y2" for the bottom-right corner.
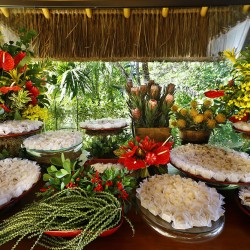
[{"x1": 0, "y1": 6, "x2": 248, "y2": 61}]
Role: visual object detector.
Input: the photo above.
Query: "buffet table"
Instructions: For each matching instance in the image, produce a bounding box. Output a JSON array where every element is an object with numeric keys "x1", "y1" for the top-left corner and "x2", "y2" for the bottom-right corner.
[{"x1": 1, "y1": 167, "x2": 250, "y2": 250}]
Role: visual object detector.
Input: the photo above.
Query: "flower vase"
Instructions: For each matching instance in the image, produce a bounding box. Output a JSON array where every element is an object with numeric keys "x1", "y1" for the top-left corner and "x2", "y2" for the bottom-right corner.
[
  {"x1": 179, "y1": 130, "x2": 211, "y2": 145},
  {"x1": 134, "y1": 127, "x2": 171, "y2": 142}
]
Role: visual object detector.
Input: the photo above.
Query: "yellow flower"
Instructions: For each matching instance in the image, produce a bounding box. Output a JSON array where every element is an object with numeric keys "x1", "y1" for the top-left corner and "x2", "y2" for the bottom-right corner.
[
  {"x1": 189, "y1": 108, "x2": 198, "y2": 117},
  {"x1": 215, "y1": 113, "x2": 226, "y2": 123},
  {"x1": 193, "y1": 114, "x2": 204, "y2": 124},
  {"x1": 171, "y1": 104, "x2": 179, "y2": 112},
  {"x1": 170, "y1": 120, "x2": 177, "y2": 127},
  {"x1": 22, "y1": 105, "x2": 49, "y2": 121},
  {"x1": 207, "y1": 119, "x2": 216, "y2": 129},
  {"x1": 190, "y1": 100, "x2": 197, "y2": 108},
  {"x1": 223, "y1": 48, "x2": 236, "y2": 64},
  {"x1": 204, "y1": 109, "x2": 213, "y2": 119},
  {"x1": 177, "y1": 119, "x2": 186, "y2": 128},
  {"x1": 180, "y1": 108, "x2": 188, "y2": 116},
  {"x1": 203, "y1": 99, "x2": 212, "y2": 107}
]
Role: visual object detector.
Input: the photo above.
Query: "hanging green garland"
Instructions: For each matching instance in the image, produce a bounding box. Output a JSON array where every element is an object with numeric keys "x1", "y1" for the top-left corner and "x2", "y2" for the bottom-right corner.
[{"x1": 0, "y1": 188, "x2": 134, "y2": 250}]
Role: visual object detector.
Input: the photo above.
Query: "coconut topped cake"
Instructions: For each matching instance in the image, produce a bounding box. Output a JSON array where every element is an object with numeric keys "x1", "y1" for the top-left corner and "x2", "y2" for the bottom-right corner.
[
  {"x1": 239, "y1": 187, "x2": 250, "y2": 207},
  {"x1": 23, "y1": 130, "x2": 83, "y2": 151},
  {"x1": 0, "y1": 120, "x2": 43, "y2": 135},
  {"x1": 0, "y1": 158, "x2": 41, "y2": 207},
  {"x1": 170, "y1": 144, "x2": 250, "y2": 183},
  {"x1": 80, "y1": 118, "x2": 128, "y2": 130},
  {"x1": 91, "y1": 162, "x2": 124, "y2": 173},
  {"x1": 136, "y1": 174, "x2": 224, "y2": 229}
]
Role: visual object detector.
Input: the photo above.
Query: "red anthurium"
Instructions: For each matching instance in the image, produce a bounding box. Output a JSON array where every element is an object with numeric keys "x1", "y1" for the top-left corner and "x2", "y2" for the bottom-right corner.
[
  {"x1": 0, "y1": 104, "x2": 11, "y2": 112},
  {"x1": 204, "y1": 90, "x2": 225, "y2": 98},
  {"x1": 14, "y1": 51, "x2": 26, "y2": 67},
  {"x1": 145, "y1": 152, "x2": 157, "y2": 165},
  {"x1": 0, "y1": 51, "x2": 15, "y2": 71},
  {"x1": 122, "y1": 157, "x2": 146, "y2": 171},
  {"x1": 0, "y1": 86, "x2": 22, "y2": 94},
  {"x1": 152, "y1": 146, "x2": 170, "y2": 165},
  {"x1": 140, "y1": 136, "x2": 158, "y2": 152}
]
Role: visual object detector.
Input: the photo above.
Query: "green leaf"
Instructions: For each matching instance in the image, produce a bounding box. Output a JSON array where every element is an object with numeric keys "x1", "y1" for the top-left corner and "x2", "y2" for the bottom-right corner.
[
  {"x1": 62, "y1": 159, "x2": 72, "y2": 172},
  {"x1": 61, "y1": 182, "x2": 65, "y2": 190},
  {"x1": 47, "y1": 165, "x2": 58, "y2": 174},
  {"x1": 55, "y1": 169, "x2": 69, "y2": 178},
  {"x1": 50, "y1": 157, "x2": 63, "y2": 167},
  {"x1": 43, "y1": 173, "x2": 52, "y2": 181}
]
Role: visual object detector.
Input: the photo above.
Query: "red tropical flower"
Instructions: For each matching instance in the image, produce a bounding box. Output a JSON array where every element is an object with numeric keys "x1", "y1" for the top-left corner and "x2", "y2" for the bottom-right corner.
[
  {"x1": 0, "y1": 51, "x2": 15, "y2": 71},
  {"x1": 25, "y1": 80, "x2": 33, "y2": 90},
  {"x1": 29, "y1": 86, "x2": 40, "y2": 97},
  {"x1": 0, "y1": 104, "x2": 11, "y2": 112},
  {"x1": 204, "y1": 90, "x2": 225, "y2": 98},
  {"x1": 14, "y1": 51, "x2": 26, "y2": 67},
  {"x1": 0, "y1": 86, "x2": 22, "y2": 94}
]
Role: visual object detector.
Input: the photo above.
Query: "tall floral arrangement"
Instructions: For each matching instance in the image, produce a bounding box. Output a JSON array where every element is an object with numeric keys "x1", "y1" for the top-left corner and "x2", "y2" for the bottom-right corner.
[
  {"x1": 0, "y1": 29, "x2": 49, "y2": 121},
  {"x1": 126, "y1": 79, "x2": 175, "y2": 128},
  {"x1": 205, "y1": 47, "x2": 250, "y2": 121}
]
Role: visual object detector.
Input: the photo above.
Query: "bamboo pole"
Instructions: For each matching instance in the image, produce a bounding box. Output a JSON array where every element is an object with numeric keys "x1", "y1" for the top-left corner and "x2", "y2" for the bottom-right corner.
[
  {"x1": 200, "y1": 7, "x2": 208, "y2": 17},
  {"x1": 123, "y1": 8, "x2": 130, "y2": 18},
  {"x1": 0, "y1": 8, "x2": 9, "y2": 18},
  {"x1": 85, "y1": 8, "x2": 92, "y2": 18},
  {"x1": 42, "y1": 8, "x2": 50, "y2": 19},
  {"x1": 162, "y1": 8, "x2": 169, "y2": 18}
]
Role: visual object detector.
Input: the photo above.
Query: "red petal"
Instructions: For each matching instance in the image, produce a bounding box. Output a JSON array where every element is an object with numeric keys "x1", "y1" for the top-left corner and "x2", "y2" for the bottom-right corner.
[
  {"x1": 14, "y1": 51, "x2": 26, "y2": 67},
  {"x1": 0, "y1": 51, "x2": 14, "y2": 71},
  {"x1": 123, "y1": 158, "x2": 146, "y2": 170},
  {"x1": 204, "y1": 90, "x2": 225, "y2": 98},
  {"x1": 0, "y1": 104, "x2": 11, "y2": 112}
]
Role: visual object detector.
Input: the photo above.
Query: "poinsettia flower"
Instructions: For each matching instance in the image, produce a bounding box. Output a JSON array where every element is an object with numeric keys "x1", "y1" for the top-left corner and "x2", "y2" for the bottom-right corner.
[
  {"x1": 0, "y1": 51, "x2": 15, "y2": 71},
  {"x1": 204, "y1": 90, "x2": 225, "y2": 98},
  {"x1": 0, "y1": 86, "x2": 22, "y2": 94},
  {"x1": 14, "y1": 51, "x2": 26, "y2": 68},
  {"x1": 0, "y1": 104, "x2": 11, "y2": 112}
]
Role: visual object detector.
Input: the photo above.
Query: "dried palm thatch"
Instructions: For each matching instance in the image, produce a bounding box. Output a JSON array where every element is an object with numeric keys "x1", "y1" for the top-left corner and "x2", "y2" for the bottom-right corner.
[{"x1": 0, "y1": 7, "x2": 247, "y2": 61}]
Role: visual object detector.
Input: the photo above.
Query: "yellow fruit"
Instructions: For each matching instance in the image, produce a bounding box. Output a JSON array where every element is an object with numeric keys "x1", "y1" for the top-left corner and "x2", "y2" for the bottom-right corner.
[
  {"x1": 204, "y1": 110, "x2": 213, "y2": 119},
  {"x1": 203, "y1": 99, "x2": 212, "y2": 107}
]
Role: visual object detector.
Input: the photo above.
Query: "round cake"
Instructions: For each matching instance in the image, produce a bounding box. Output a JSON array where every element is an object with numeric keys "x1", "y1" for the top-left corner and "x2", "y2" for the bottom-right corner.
[
  {"x1": 136, "y1": 174, "x2": 224, "y2": 229},
  {"x1": 170, "y1": 144, "x2": 250, "y2": 183}
]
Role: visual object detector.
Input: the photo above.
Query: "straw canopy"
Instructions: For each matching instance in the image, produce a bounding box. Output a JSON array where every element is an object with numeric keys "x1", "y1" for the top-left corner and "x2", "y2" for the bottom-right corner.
[{"x1": 0, "y1": 6, "x2": 248, "y2": 61}]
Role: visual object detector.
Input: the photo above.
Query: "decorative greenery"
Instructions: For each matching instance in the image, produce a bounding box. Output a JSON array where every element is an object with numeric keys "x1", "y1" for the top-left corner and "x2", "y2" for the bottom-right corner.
[
  {"x1": 0, "y1": 188, "x2": 134, "y2": 250},
  {"x1": 126, "y1": 79, "x2": 175, "y2": 128},
  {"x1": 0, "y1": 29, "x2": 50, "y2": 121},
  {"x1": 40, "y1": 154, "x2": 137, "y2": 212},
  {"x1": 170, "y1": 99, "x2": 227, "y2": 131}
]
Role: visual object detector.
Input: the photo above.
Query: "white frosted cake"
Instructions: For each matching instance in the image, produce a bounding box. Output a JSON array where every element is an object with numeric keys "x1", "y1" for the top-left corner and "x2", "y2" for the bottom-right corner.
[
  {"x1": 0, "y1": 158, "x2": 41, "y2": 206},
  {"x1": 80, "y1": 118, "x2": 127, "y2": 130},
  {"x1": 170, "y1": 144, "x2": 250, "y2": 183},
  {"x1": 23, "y1": 130, "x2": 82, "y2": 151},
  {"x1": 137, "y1": 174, "x2": 224, "y2": 229}
]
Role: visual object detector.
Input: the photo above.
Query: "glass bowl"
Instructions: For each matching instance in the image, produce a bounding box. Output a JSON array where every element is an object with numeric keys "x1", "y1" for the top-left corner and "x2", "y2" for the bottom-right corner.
[
  {"x1": 136, "y1": 197, "x2": 225, "y2": 243},
  {"x1": 25, "y1": 143, "x2": 82, "y2": 165}
]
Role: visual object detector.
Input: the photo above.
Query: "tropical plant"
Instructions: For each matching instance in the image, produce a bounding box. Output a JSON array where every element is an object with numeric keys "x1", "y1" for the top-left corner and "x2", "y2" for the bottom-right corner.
[{"x1": 0, "y1": 29, "x2": 49, "y2": 121}]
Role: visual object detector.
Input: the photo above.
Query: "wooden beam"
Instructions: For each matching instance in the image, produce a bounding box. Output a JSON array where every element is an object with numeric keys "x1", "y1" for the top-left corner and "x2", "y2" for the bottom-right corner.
[
  {"x1": 85, "y1": 8, "x2": 92, "y2": 18},
  {"x1": 162, "y1": 8, "x2": 169, "y2": 18},
  {"x1": 0, "y1": 7, "x2": 9, "y2": 17},
  {"x1": 123, "y1": 8, "x2": 130, "y2": 18},
  {"x1": 200, "y1": 6, "x2": 208, "y2": 17},
  {"x1": 0, "y1": 0, "x2": 249, "y2": 8},
  {"x1": 42, "y1": 8, "x2": 50, "y2": 19},
  {"x1": 242, "y1": 5, "x2": 250, "y2": 14}
]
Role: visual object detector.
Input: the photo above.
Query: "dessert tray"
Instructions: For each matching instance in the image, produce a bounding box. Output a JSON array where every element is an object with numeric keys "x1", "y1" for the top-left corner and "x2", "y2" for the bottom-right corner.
[
  {"x1": 170, "y1": 144, "x2": 250, "y2": 186},
  {"x1": 232, "y1": 122, "x2": 250, "y2": 135},
  {"x1": 0, "y1": 158, "x2": 41, "y2": 211},
  {"x1": 136, "y1": 174, "x2": 225, "y2": 242},
  {"x1": 0, "y1": 120, "x2": 43, "y2": 137}
]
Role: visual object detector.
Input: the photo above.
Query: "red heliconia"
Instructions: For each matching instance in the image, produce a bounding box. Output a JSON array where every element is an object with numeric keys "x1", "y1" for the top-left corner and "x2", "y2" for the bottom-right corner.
[{"x1": 204, "y1": 90, "x2": 225, "y2": 98}]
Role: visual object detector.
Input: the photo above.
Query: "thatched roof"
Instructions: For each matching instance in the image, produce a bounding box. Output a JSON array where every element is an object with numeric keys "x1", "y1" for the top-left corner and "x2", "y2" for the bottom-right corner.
[{"x1": 0, "y1": 6, "x2": 249, "y2": 61}]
